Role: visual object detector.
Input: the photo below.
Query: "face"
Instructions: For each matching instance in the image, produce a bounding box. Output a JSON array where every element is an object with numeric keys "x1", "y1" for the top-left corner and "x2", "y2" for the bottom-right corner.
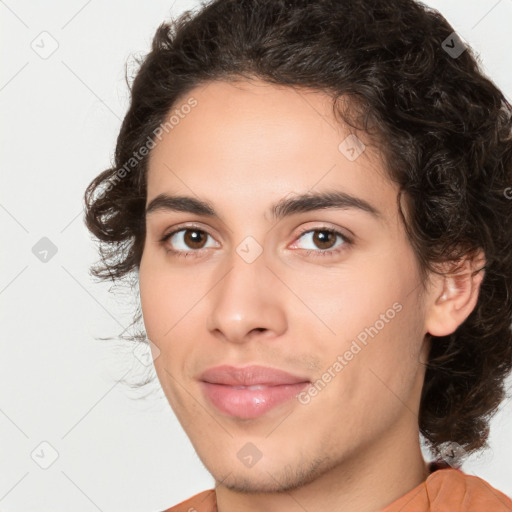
[{"x1": 138, "y1": 79, "x2": 431, "y2": 493}]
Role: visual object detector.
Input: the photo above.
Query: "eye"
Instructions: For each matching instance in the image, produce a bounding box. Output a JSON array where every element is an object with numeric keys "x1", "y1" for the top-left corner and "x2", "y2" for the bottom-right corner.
[
  {"x1": 290, "y1": 226, "x2": 352, "y2": 258},
  {"x1": 159, "y1": 226, "x2": 218, "y2": 258},
  {"x1": 159, "y1": 224, "x2": 353, "y2": 259}
]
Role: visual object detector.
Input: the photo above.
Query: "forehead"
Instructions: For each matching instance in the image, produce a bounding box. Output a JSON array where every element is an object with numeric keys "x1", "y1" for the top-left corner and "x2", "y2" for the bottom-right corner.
[{"x1": 146, "y1": 79, "x2": 397, "y2": 221}]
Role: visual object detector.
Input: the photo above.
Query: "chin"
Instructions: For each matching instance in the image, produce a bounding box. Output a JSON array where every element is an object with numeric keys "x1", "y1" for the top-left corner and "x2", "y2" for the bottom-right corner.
[{"x1": 208, "y1": 452, "x2": 333, "y2": 494}]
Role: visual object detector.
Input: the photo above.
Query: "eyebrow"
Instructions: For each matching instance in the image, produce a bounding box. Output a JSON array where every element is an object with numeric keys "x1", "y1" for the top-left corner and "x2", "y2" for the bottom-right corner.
[{"x1": 145, "y1": 190, "x2": 383, "y2": 222}]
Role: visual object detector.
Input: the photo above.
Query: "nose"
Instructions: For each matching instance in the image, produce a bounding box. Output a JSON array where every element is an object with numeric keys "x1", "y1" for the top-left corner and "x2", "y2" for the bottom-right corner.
[{"x1": 205, "y1": 249, "x2": 287, "y2": 344}]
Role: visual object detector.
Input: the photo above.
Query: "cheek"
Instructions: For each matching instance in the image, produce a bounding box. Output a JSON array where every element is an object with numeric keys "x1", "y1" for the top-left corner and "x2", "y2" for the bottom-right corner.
[
  {"x1": 348, "y1": 291, "x2": 426, "y2": 410},
  {"x1": 138, "y1": 265, "x2": 185, "y2": 395},
  {"x1": 314, "y1": 253, "x2": 424, "y2": 397},
  {"x1": 138, "y1": 256, "x2": 172, "y2": 340},
  {"x1": 138, "y1": 256, "x2": 203, "y2": 363}
]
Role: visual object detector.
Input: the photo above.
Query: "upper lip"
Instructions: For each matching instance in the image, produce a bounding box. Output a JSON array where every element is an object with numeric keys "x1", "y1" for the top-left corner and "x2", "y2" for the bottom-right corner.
[{"x1": 199, "y1": 365, "x2": 310, "y2": 386}]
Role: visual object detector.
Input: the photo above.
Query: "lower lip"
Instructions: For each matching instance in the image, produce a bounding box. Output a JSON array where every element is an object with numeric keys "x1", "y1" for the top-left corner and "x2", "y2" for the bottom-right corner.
[{"x1": 200, "y1": 381, "x2": 310, "y2": 419}]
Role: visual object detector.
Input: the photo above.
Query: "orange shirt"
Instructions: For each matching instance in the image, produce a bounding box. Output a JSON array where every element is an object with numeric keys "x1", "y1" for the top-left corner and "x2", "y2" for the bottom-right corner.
[{"x1": 162, "y1": 463, "x2": 512, "y2": 512}]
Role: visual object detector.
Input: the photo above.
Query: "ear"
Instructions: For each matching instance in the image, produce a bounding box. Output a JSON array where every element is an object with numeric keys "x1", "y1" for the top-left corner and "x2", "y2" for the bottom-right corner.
[{"x1": 424, "y1": 249, "x2": 486, "y2": 337}]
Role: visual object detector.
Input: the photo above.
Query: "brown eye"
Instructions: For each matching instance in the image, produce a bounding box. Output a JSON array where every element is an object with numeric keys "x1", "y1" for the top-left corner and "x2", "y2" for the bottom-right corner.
[
  {"x1": 182, "y1": 229, "x2": 208, "y2": 249},
  {"x1": 161, "y1": 227, "x2": 217, "y2": 255},
  {"x1": 311, "y1": 230, "x2": 337, "y2": 250},
  {"x1": 290, "y1": 226, "x2": 352, "y2": 258}
]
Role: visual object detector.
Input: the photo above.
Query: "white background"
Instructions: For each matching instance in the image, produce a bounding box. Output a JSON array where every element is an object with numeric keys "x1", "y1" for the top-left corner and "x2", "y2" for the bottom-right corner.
[{"x1": 1, "y1": 1, "x2": 511, "y2": 511}]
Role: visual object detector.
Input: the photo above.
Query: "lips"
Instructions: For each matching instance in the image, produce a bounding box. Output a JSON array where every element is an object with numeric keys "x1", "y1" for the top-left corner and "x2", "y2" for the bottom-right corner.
[
  {"x1": 199, "y1": 364, "x2": 310, "y2": 386},
  {"x1": 198, "y1": 365, "x2": 311, "y2": 419}
]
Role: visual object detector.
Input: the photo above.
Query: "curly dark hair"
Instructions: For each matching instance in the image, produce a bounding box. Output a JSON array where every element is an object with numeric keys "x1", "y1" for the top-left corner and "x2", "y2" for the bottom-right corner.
[{"x1": 83, "y1": 0, "x2": 512, "y2": 458}]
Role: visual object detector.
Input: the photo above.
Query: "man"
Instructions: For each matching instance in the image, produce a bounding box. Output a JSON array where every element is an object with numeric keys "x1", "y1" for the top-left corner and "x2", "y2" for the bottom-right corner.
[{"x1": 84, "y1": 0, "x2": 512, "y2": 510}]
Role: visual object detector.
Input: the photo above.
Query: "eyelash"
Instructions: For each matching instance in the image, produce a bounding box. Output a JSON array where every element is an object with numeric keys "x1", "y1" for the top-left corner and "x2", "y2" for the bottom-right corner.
[{"x1": 158, "y1": 225, "x2": 353, "y2": 260}]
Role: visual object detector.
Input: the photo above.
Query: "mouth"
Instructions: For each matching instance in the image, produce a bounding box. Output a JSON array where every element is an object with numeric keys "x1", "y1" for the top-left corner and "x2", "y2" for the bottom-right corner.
[{"x1": 198, "y1": 364, "x2": 311, "y2": 419}]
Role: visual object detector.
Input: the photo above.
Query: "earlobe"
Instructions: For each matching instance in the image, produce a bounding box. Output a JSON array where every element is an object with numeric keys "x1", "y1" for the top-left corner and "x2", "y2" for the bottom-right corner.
[{"x1": 424, "y1": 250, "x2": 486, "y2": 337}]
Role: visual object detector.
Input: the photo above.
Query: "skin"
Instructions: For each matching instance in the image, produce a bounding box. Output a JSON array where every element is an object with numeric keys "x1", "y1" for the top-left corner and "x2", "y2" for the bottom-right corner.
[{"x1": 138, "y1": 78, "x2": 485, "y2": 512}]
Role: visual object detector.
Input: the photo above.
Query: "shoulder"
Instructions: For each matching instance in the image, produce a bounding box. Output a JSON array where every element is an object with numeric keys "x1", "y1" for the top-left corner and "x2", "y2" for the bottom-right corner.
[
  {"x1": 425, "y1": 468, "x2": 512, "y2": 511},
  {"x1": 383, "y1": 467, "x2": 512, "y2": 512},
  {"x1": 159, "y1": 489, "x2": 216, "y2": 512}
]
